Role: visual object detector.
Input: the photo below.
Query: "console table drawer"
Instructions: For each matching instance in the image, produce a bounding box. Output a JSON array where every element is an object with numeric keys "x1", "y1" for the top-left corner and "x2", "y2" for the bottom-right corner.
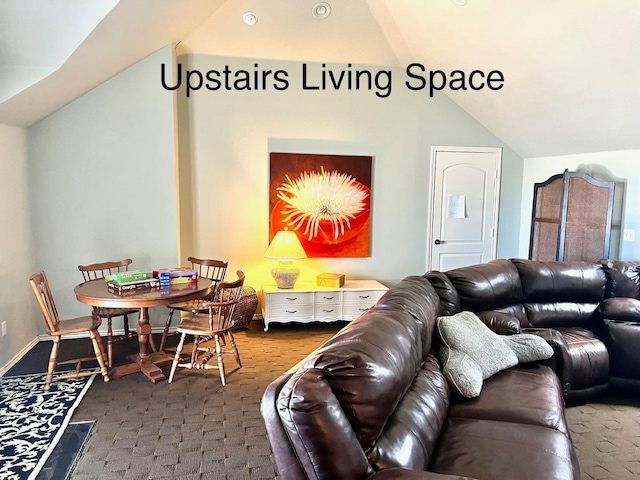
[
  {"x1": 314, "y1": 304, "x2": 341, "y2": 321},
  {"x1": 268, "y1": 292, "x2": 314, "y2": 306},
  {"x1": 315, "y1": 292, "x2": 342, "y2": 304},
  {"x1": 268, "y1": 304, "x2": 314, "y2": 320},
  {"x1": 343, "y1": 303, "x2": 376, "y2": 320},
  {"x1": 343, "y1": 290, "x2": 386, "y2": 305}
]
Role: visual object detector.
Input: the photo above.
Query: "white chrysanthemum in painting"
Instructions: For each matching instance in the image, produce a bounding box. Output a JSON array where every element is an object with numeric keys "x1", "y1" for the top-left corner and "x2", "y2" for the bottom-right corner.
[{"x1": 277, "y1": 167, "x2": 368, "y2": 241}]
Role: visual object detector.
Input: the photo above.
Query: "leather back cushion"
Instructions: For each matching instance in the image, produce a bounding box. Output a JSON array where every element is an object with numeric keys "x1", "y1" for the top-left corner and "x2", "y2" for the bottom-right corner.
[
  {"x1": 367, "y1": 354, "x2": 450, "y2": 471},
  {"x1": 599, "y1": 259, "x2": 640, "y2": 298},
  {"x1": 445, "y1": 259, "x2": 525, "y2": 312},
  {"x1": 376, "y1": 275, "x2": 440, "y2": 359},
  {"x1": 423, "y1": 271, "x2": 461, "y2": 316},
  {"x1": 512, "y1": 259, "x2": 605, "y2": 303},
  {"x1": 302, "y1": 305, "x2": 426, "y2": 451},
  {"x1": 513, "y1": 259, "x2": 606, "y2": 328}
]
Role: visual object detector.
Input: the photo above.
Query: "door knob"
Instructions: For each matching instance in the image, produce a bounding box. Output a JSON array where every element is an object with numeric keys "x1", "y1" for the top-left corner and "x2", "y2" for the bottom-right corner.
[{"x1": 434, "y1": 239, "x2": 442, "y2": 245}]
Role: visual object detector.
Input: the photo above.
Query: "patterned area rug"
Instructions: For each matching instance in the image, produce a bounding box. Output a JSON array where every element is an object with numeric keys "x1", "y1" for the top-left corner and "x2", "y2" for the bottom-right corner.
[{"x1": 0, "y1": 373, "x2": 94, "y2": 480}]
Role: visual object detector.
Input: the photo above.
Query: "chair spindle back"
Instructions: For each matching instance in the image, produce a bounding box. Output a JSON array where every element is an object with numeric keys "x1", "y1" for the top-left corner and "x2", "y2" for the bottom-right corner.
[
  {"x1": 78, "y1": 258, "x2": 133, "y2": 281},
  {"x1": 206, "y1": 271, "x2": 245, "y2": 331},
  {"x1": 29, "y1": 271, "x2": 61, "y2": 334},
  {"x1": 188, "y1": 257, "x2": 228, "y2": 300}
]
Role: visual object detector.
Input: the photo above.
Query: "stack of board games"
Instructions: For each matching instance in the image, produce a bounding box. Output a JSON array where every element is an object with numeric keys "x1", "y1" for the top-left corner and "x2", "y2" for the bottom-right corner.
[
  {"x1": 152, "y1": 267, "x2": 198, "y2": 286},
  {"x1": 106, "y1": 270, "x2": 160, "y2": 294}
]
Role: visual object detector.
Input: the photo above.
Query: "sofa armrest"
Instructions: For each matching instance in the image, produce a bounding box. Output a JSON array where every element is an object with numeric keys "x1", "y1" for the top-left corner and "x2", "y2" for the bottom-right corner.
[
  {"x1": 477, "y1": 311, "x2": 521, "y2": 335},
  {"x1": 600, "y1": 297, "x2": 640, "y2": 322},
  {"x1": 369, "y1": 467, "x2": 477, "y2": 480},
  {"x1": 261, "y1": 374, "x2": 309, "y2": 480},
  {"x1": 521, "y1": 327, "x2": 572, "y2": 398}
]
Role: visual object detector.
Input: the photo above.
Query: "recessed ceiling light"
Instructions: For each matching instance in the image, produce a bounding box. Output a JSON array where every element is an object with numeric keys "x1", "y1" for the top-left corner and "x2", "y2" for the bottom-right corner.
[
  {"x1": 312, "y1": 2, "x2": 331, "y2": 19},
  {"x1": 243, "y1": 11, "x2": 257, "y2": 25},
  {"x1": 452, "y1": 0, "x2": 468, "y2": 5}
]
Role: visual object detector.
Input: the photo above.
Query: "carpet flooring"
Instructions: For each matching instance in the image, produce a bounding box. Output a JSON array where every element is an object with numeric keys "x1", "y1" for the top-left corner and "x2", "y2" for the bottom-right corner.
[{"x1": 9, "y1": 320, "x2": 640, "y2": 479}]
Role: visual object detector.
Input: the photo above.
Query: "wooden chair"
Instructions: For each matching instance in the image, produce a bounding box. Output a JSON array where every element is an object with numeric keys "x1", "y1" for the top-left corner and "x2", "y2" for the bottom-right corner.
[
  {"x1": 78, "y1": 258, "x2": 155, "y2": 367},
  {"x1": 168, "y1": 271, "x2": 245, "y2": 385},
  {"x1": 29, "y1": 271, "x2": 110, "y2": 390},
  {"x1": 159, "y1": 257, "x2": 228, "y2": 352}
]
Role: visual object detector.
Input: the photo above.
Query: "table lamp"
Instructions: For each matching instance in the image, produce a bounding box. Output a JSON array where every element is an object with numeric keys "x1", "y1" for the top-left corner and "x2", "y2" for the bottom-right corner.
[{"x1": 264, "y1": 229, "x2": 307, "y2": 289}]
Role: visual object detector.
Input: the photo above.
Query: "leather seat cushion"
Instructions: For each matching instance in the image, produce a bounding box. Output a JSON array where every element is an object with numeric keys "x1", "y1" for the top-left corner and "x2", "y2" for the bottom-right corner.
[
  {"x1": 430, "y1": 418, "x2": 579, "y2": 480},
  {"x1": 555, "y1": 327, "x2": 610, "y2": 390},
  {"x1": 448, "y1": 364, "x2": 569, "y2": 435}
]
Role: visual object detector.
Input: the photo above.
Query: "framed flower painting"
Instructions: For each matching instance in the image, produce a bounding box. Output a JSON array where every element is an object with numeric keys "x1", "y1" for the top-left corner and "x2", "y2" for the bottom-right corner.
[{"x1": 269, "y1": 152, "x2": 373, "y2": 257}]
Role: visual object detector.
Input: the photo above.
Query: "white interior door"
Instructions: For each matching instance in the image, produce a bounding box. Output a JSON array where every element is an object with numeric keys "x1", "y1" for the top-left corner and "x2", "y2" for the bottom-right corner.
[{"x1": 428, "y1": 146, "x2": 502, "y2": 271}]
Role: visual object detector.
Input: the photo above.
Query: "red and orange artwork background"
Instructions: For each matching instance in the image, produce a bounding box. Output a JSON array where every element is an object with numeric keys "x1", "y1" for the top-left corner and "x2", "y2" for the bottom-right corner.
[{"x1": 269, "y1": 152, "x2": 373, "y2": 258}]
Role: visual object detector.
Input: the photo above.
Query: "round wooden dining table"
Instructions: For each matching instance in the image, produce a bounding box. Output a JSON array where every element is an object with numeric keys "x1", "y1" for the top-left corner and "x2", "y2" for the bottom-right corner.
[{"x1": 74, "y1": 277, "x2": 215, "y2": 383}]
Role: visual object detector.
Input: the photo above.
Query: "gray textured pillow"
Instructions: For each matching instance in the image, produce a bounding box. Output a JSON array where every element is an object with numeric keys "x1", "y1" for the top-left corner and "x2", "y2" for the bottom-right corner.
[
  {"x1": 502, "y1": 334, "x2": 553, "y2": 363},
  {"x1": 437, "y1": 311, "x2": 518, "y2": 398}
]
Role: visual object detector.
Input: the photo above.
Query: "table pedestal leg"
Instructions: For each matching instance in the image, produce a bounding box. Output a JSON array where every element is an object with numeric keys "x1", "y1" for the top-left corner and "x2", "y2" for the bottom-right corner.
[
  {"x1": 109, "y1": 307, "x2": 171, "y2": 382},
  {"x1": 137, "y1": 307, "x2": 152, "y2": 358}
]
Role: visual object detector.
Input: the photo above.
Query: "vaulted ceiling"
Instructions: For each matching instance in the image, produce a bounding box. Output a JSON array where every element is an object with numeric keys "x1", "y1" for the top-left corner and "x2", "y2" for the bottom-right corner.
[{"x1": 1, "y1": 0, "x2": 638, "y2": 158}]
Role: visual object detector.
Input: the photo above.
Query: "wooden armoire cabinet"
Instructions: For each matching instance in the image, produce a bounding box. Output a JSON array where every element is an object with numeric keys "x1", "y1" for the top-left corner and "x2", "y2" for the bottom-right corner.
[{"x1": 529, "y1": 170, "x2": 615, "y2": 262}]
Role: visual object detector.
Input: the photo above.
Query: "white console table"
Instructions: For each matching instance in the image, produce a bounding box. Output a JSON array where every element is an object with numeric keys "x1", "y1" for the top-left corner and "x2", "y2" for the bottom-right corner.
[{"x1": 260, "y1": 279, "x2": 388, "y2": 332}]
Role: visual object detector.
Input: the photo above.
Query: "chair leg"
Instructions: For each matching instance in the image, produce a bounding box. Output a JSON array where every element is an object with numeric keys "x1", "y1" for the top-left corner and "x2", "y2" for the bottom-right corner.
[
  {"x1": 106, "y1": 316, "x2": 114, "y2": 368},
  {"x1": 45, "y1": 336, "x2": 61, "y2": 391},
  {"x1": 228, "y1": 332, "x2": 242, "y2": 368},
  {"x1": 89, "y1": 329, "x2": 110, "y2": 383},
  {"x1": 168, "y1": 333, "x2": 186, "y2": 383},
  {"x1": 94, "y1": 329, "x2": 109, "y2": 368},
  {"x1": 148, "y1": 329, "x2": 157, "y2": 353},
  {"x1": 191, "y1": 335, "x2": 200, "y2": 364},
  {"x1": 159, "y1": 309, "x2": 176, "y2": 352},
  {"x1": 123, "y1": 314, "x2": 131, "y2": 342},
  {"x1": 215, "y1": 335, "x2": 226, "y2": 386}
]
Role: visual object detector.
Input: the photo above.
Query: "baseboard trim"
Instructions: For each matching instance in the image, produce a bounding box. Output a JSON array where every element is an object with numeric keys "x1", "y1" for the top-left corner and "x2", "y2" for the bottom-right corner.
[{"x1": 0, "y1": 336, "x2": 40, "y2": 377}]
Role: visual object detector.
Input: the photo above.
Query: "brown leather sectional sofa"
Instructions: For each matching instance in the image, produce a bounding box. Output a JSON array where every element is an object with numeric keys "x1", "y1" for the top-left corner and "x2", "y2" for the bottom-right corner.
[
  {"x1": 261, "y1": 259, "x2": 640, "y2": 479},
  {"x1": 427, "y1": 258, "x2": 640, "y2": 404}
]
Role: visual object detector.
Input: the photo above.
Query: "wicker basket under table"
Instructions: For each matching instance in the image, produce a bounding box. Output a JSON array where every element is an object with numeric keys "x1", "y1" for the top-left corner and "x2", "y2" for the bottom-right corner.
[{"x1": 231, "y1": 286, "x2": 258, "y2": 330}]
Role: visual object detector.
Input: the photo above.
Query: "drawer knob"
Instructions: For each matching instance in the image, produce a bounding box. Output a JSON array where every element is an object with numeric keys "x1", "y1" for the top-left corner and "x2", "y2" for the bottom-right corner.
[
  {"x1": 323, "y1": 309, "x2": 334, "y2": 312},
  {"x1": 323, "y1": 296, "x2": 335, "y2": 300},
  {"x1": 286, "y1": 297, "x2": 298, "y2": 301},
  {"x1": 359, "y1": 295, "x2": 370, "y2": 299},
  {"x1": 286, "y1": 310, "x2": 297, "y2": 314}
]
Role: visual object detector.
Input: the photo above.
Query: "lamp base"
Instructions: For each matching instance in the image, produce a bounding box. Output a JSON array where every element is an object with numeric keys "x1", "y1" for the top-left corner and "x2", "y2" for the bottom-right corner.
[{"x1": 272, "y1": 261, "x2": 300, "y2": 289}]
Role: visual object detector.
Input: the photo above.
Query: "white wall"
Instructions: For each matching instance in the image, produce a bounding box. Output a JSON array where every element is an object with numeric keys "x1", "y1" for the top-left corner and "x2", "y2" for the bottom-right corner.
[
  {"x1": 177, "y1": 55, "x2": 524, "y2": 289},
  {"x1": 519, "y1": 150, "x2": 640, "y2": 260},
  {"x1": 0, "y1": 124, "x2": 39, "y2": 371},
  {"x1": 27, "y1": 45, "x2": 180, "y2": 325}
]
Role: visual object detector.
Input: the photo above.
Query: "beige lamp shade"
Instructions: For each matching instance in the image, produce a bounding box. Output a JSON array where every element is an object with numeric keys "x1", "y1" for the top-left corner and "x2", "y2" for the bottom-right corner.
[
  {"x1": 265, "y1": 229, "x2": 306, "y2": 288},
  {"x1": 264, "y1": 229, "x2": 307, "y2": 260}
]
